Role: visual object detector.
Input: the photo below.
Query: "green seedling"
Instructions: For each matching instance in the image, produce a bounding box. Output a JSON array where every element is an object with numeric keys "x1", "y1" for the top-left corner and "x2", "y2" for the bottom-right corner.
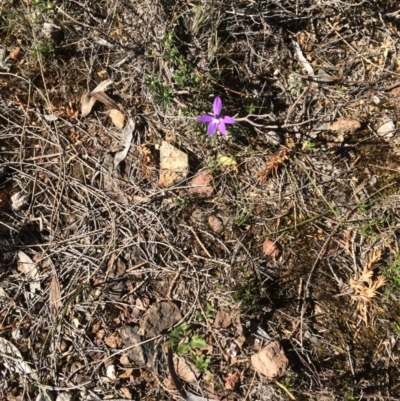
[
  {"x1": 196, "y1": 301, "x2": 215, "y2": 321},
  {"x1": 302, "y1": 139, "x2": 317, "y2": 152},
  {"x1": 145, "y1": 75, "x2": 174, "y2": 110},
  {"x1": 384, "y1": 253, "x2": 400, "y2": 301},
  {"x1": 29, "y1": 41, "x2": 53, "y2": 57},
  {"x1": 234, "y1": 203, "x2": 253, "y2": 227},
  {"x1": 233, "y1": 275, "x2": 262, "y2": 312},
  {"x1": 358, "y1": 218, "x2": 384, "y2": 238},
  {"x1": 168, "y1": 323, "x2": 210, "y2": 373}
]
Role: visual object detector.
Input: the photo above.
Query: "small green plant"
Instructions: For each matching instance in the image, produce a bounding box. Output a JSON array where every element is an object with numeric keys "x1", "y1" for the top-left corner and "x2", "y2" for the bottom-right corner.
[
  {"x1": 162, "y1": 30, "x2": 201, "y2": 89},
  {"x1": 393, "y1": 321, "x2": 400, "y2": 332},
  {"x1": 357, "y1": 201, "x2": 369, "y2": 213},
  {"x1": 279, "y1": 370, "x2": 298, "y2": 395},
  {"x1": 168, "y1": 323, "x2": 210, "y2": 373},
  {"x1": 32, "y1": 0, "x2": 55, "y2": 16},
  {"x1": 196, "y1": 301, "x2": 215, "y2": 321},
  {"x1": 145, "y1": 75, "x2": 174, "y2": 110},
  {"x1": 29, "y1": 41, "x2": 53, "y2": 57},
  {"x1": 233, "y1": 275, "x2": 262, "y2": 312},
  {"x1": 163, "y1": 30, "x2": 179, "y2": 64},
  {"x1": 234, "y1": 203, "x2": 253, "y2": 227},
  {"x1": 193, "y1": 354, "x2": 211, "y2": 372},
  {"x1": 357, "y1": 198, "x2": 379, "y2": 213},
  {"x1": 358, "y1": 218, "x2": 384, "y2": 238},
  {"x1": 174, "y1": 197, "x2": 187, "y2": 207},
  {"x1": 302, "y1": 139, "x2": 317, "y2": 152},
  {"x1": 384, "y1": 253, "x2": 400, "y2": 301},
  {"x1": 344, "y1": 393, "x2": 357, "y2": 401},
  {"x1": 246, "y1": 102, "x2": 256, "y2": 114}
]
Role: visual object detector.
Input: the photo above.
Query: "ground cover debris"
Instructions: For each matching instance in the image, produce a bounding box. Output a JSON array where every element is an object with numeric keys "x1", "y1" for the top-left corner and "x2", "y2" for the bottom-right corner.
[{"x1": 1, "y1": 1, "x2": 400, "y2": 400}]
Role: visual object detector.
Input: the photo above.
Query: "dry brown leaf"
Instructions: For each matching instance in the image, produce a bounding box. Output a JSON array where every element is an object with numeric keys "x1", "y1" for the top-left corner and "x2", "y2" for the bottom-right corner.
[
  {"x1": 0, "y1": 337, "x2": 34, "y2": 375},
  {"x1": 251, "y1": 341, "x2": 288, "y2": 379},
  {"x1": 119, "y1": 356, "x2": 131, "y2": 368},
  {"x1": 329, "y1": 117, "x2": 361, "y2": 133},
  {"x1": 92, "y1": 79, "x2": 114, "y2": 94},
  {"x1": 173, "y1": 356, "x2": 200, "y2": 383},
  {"x1": 90, "y1": 91, "x2": 120, "y2": 110},
  {"x1": 119, "y1": 387, "x2": 132, "y2": 399},
  {"x1": 214, "y1": 309, "x2": 231, "y2": 329},
  {"x1": 110, "y1": 109, "x2": 125, "y2": 129},
  {"x1": 17, "y1": 251, "x2": 41, "y2": 298},
  {"x1": 81, "y1": 93, "x2": 97, "y2": 118},
  {"x1": 223, "y1": 371, "x2": 240, "y2": 390},
  {"x1": 81, "y1": 80, "x2": 119, "y2": 117},
  {"x1": 114, "y1": 117, "x2": 135, "y2": 169},
  {"x1": 364, "y1": 248, "x2": 382, "y2": 272},
  {"x1": 50, "y1": 274, "x2": 61, "y2": 311},
  {"x1": 104, "y1": 332, "x2": 123, "y2": 349}
]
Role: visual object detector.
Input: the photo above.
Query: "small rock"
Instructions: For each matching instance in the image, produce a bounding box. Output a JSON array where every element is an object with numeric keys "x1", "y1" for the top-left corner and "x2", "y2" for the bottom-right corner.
[
  {"x1": 191, "y1": 208, "x2": 206, "y2": 223},
  {"x1": 109, "y1": 109, "x2": 125, "y2": 129},
  {"x1": 208, "y1": 215, "x2": 224, "y2": 234},
  {"x1": 312, "y1": 122, "x2": 331, "y2": 134},
  {"x1": 106, "y1": 365, "x2": 116, "y2": 380},
  {"x1": 262, "y1": 239, "x2": 281, "y2": 257},
  {"x1": 329, "y1": 117, "x2": 361, "y2": 133},
  {"x1": 251, "y1": 341, "x2": 288, "y2": 379},
  {"x1": 11, "y1": 192, "x2": 29, "y2": 211},
  {"x1": 159, "y1": 141, "x2": 189, "y2": 187},
  {"x1": 377, "y1": 117, "x2": 396, "y2": 139},
  {"x1": 266, "y1": 131, "x2": 283, "y2": 145},
  {"x1": 214, "y1": 309, "x2": 231, "y2": 329},
  {"x1": 119, "y1": 325, "x2": 150, "y2": 367},
  {"x1": 138, "y1": 301, "x2": 182, "y2": 338},
  {"x1": 189, "y1": 169, "x2": 213, "y2": 196},
  {"x1": 42, "y1": 22, "x2": 64, "y2": 42},
  {"x1": 55, "y1": 394, "x2": 72, "y2": 401}
]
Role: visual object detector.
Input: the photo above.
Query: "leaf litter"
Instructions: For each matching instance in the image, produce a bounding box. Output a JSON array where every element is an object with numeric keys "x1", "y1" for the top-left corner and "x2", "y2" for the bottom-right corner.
[
  {"x1": 17, "y1": 251, "x2": 40, "y2": 299},
  {"x1": 80, "y1": 79, "x2": 121, "y2": 118},
  {"x1": 2, "y1": 1, "x2": 400, "y2": 400},
  {"x1": 0, "y1": 337, "x2": 35, "y2": 376}
]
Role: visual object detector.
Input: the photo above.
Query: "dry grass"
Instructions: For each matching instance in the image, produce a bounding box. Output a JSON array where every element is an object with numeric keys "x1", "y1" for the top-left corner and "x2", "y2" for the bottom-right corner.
[{"x1": 1, "y1": 0, "x2": 400, "y2": 400}]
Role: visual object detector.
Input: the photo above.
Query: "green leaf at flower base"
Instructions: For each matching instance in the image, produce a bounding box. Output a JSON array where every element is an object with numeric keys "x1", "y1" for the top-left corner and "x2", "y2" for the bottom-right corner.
[{"x1": 217, "y1": 155, "x2": 237, "y2": 171}]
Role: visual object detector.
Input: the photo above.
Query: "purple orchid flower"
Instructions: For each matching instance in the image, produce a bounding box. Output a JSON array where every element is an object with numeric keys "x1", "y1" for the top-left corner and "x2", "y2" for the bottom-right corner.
[{"x1": 197, "y1": 96, "x2": 235, "y2": 136}]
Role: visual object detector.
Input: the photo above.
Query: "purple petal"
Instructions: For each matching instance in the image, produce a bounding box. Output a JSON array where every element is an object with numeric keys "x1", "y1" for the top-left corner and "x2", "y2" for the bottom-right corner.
[
  {"x1": 207, "y1": 122, "x2": 218, "y2": 136},
  {"x1": 218, "y1": 121, "x2": 227, "y2": 135},
  {"x1": 197, "y1": 115, "x2": 213, "y2": 123},
  {"x1": 213, "y1": 96, "x2": 222, "y2": 116},
  {"x1": 222, "y1": 115, "x2": 235, "y2": 124}
]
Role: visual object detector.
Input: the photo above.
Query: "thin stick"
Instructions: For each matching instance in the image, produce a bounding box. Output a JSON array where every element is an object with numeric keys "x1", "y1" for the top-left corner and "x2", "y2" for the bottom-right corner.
[{"x1": 185, "y1": 225, "x2": 212, "y2": 258}]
